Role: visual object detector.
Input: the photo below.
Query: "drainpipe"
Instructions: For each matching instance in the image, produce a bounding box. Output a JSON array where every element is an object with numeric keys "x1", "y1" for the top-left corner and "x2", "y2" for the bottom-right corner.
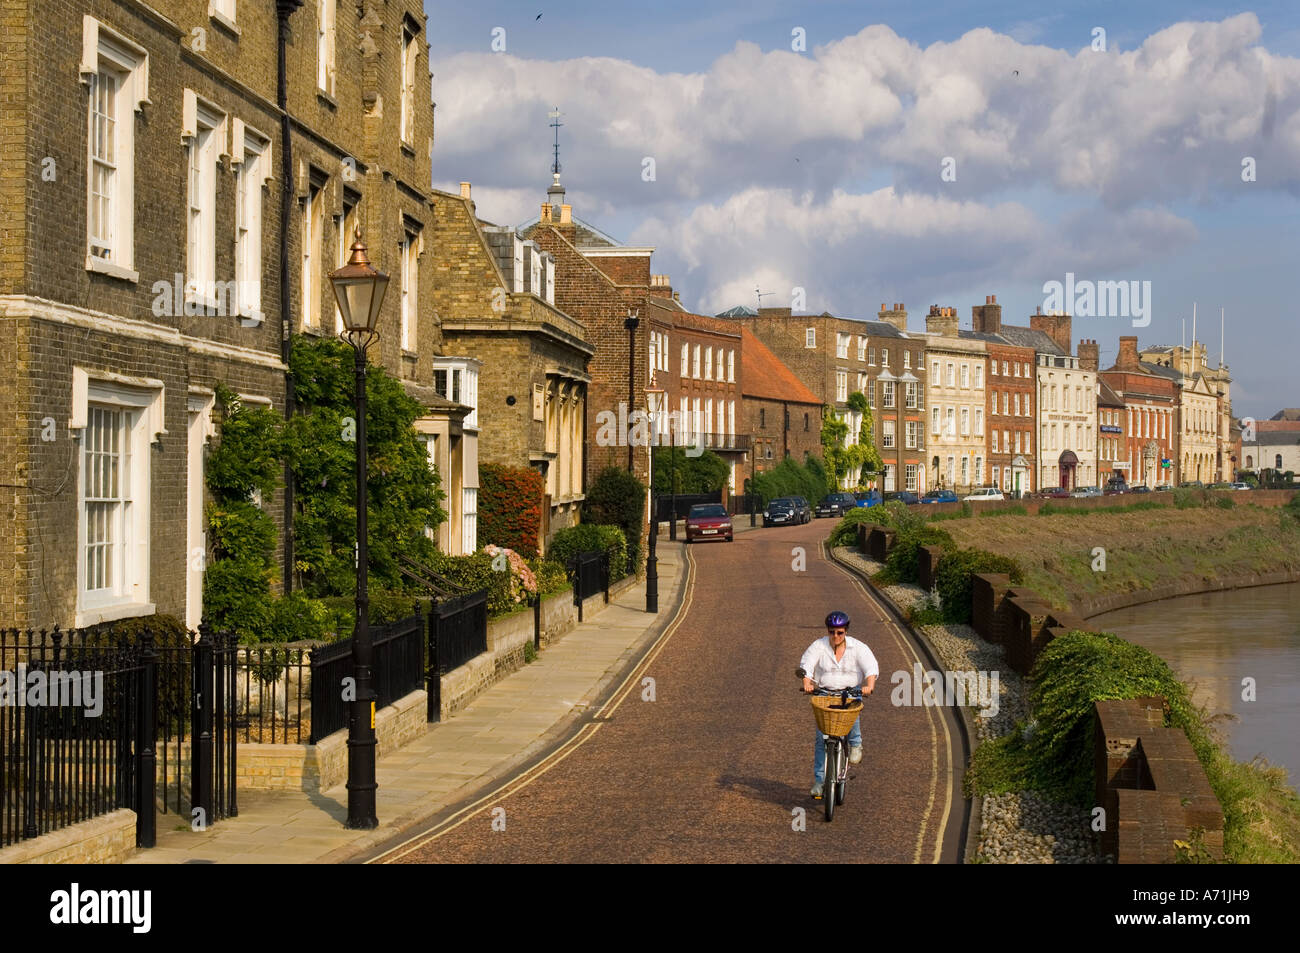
[{"x1": 276, "y1": 0, "x2": 303, "y2": 593}]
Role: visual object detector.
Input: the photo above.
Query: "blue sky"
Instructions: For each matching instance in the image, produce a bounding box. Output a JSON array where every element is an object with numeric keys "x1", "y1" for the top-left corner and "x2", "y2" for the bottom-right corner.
[{"x1": 424, "y1": 2, "x2": 1300, "y2": 419}]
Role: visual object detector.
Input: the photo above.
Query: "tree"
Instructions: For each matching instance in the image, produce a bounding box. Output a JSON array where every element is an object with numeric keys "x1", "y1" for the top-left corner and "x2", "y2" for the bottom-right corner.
[
  {"x1": 821, "y1": 394, "x2": 882, "y2": 490},
  {"x1": 652, "y1": 446, "x2": 729, "y2": 494}
]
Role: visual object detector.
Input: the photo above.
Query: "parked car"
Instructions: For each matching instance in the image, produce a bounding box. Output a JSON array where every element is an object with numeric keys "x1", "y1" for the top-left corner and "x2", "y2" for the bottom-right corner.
[
  {"x1": 1153, "y1": 484, "x2": 1173, "y2": 492},
  {"x1": 685, "y1": 503, "x2": 733, "y2": 543},
  {"x1": 815, "y1": 492, "x2": 859, "y2": 518},
  {"x1": 789, "y1": 497, "x2": 812, "y2": 523},
  {"x1": 1178, "y1": 480, "x2": 1204, "y2": 488},
  {"x1": 883, "y1": 491, "x2": 920, "y2": 505},
  {"x1": 853, "y1": 489, "x2": 883, "y2": 508},
  {"x1": 1208, "y1": 482, "x2": 1234, "y2": 491},
  {"x1": 1103, "y1": 476, "x2": 1129, "y2": 495},
  {"x1": 1070, "y1": 486, "x2": 1103, "y2": 498},
  {"x1": 1230, "y1": 482, "x2": 1253, "y2": 491},
  {"x1": 763, "y1": 498, "x2": 796, "y2": 527},
  {"x1": 964, "y1": 486, "x2": 1005, "y2": 502},
  {"x1": 1129, "y1": 484, "x2": 1152, "y2": 493},
  {"x1": 919, "y1": 489, "x2": 958, "y2": 504},
  {"x1": 1036, "y1": 486, "x2": 1070, "y2": 499}
]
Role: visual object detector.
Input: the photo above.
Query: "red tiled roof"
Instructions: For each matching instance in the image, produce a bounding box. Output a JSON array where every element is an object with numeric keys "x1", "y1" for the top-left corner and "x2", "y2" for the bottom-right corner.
[
  {"x1": 740, "y1": 328, "x2": 822, "y2": 404},
  {"x1": 1254, "y1": 420, "x2": 1300, "y2": 433}
]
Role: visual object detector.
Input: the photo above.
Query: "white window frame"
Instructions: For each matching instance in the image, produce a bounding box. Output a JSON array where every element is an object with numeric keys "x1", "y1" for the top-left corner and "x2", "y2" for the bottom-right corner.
[
  {"x1": 905, "y1": 463, "x2": 918, "y2": 492},
  {"x1": 301, "y1": 176, "x2": 325, "y2": 329},
  {"x1": 960, "y1": 407, "x2": 970, "y2": 436},
  {"x1": 728, "y1": 349, "x2": 735, "y2": 382},
  {"x1": 233, "y1": 121, "x2": 271, "y2": 325},
  {"x1": 992, "y1": 430, "x2": 999, "y2": 453},
  {"x1": 318, "y1": 0, "x2": 337, "y2": 96},
  {"x1": 974, "y1": 365, "x2": 983, "y2": 389},
  {"x1": 882, "y1": 380, "x2": 895, "y2": 409},
  {"x1": 209, "y1": 0, "x2": 236, "y2": 28},
  {"x1": 946, "y1": 363, "x2": 955, "y2": 388},
  {"x1": 400, "y1": 22, "x2": 419, "y2": 145},
  {"x1": 960, "y1": 364, "x2": 970, "y2": 389},
  {"x1": 73, "y1": 373, "x2": 164, "y2": 626},
  {"x1": 704, "y1": 346, "x2": 713, "y2": 380},
  {"x1": 932, "y1": 406, "x2": 940, "y2": 435},
  {"x1": 884, "y1": 464, "x2": 896, "y2": 492},
  {"x1": 681, "y1": 342, "x2": 689, "y2": 377},
  {"x1": 961, "y1": 456, "x2": 969, "y2": 485},
  {"x1": 904, "y1": 350, "x2": 911, "y2": 370},
  {"x1": 805, "y1": 327, "x2": 816, "y2": 349},
  {"x1": 836, "y1": 333, "x2": 849, "y2": 359},
  {"x1": 975, "y1": 457, "x2": 983, "y2": 485},
  {"x1": 82, "y1": 17, "x2": 149, "y2": 281},
  {"x1": 857, "y1": 337, "x2": 867, "y2": 362},
  {"x1": 882, "y1": 420, "x2": 895, "y2": 449},
  {"x1": 183, "y1": 93, "x2": 226, "y2": 312},
  {"x1": 692, "y1": 344, "x2": 701, "y2": 378},
  {"x1": 906, "y1": 420, "x2": 918, "y2": 449},
  {"x1": 906, "y1": 381, "x2": 918, "y2": 409},
  {"x1": 400, "y1": 225, "x2": 420, "y2": 352},
  {"x1": 836, "y1": 371, "x2": 848, "y2": 403},
  {"x1": 882, "y1": 348, "x2": 890, "y2": 367},
  {"x1": 946, "y1": 407, "x2": 955, "y2": 437}
]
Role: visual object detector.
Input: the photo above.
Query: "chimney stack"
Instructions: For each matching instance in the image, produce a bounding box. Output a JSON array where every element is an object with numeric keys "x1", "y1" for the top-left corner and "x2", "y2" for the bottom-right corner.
[
  {"x1": 971, "y1": 294, "x2": 1002, "y2": 334},
  {"x1": 460, "y1": 181, "x2": 472, "y2": 200},
  {"x1": 540, "y1": 203, "x2": 553, "y2": 223},
  {"x1": 559, "y1": 204, "x2": 572, "y2": 224},
  {"x1": 1030, "y1": 311, "x2": 1072, "y2": 355},
  {"x1": 1078, "y1": 338, "x2": 1099, "y2": 371},
  {"x1": 926, "y1": 304, "x2": 958, "y2": 338},
  {"x1": 1117, "y1": 335, "x2": 1140, "y2": 371},
  {"x1": 878, "y1": 301, "x2": 908, "y2": 332}
]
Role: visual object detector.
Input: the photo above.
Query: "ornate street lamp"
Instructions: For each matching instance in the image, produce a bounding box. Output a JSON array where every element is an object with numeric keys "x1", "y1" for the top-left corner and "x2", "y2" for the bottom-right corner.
[
  {"x1": 328, "y1": 229, "x2": 389, "y2": 830},
  {"x1": 645, "y1": 375, "x2": 664, "y2": 614}
]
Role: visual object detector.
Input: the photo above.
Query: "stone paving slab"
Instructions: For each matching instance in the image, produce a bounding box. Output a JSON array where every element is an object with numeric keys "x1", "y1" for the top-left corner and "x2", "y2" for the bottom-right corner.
[{"x1": 124, "y1": 542, "x2": 687, "y2": 865}]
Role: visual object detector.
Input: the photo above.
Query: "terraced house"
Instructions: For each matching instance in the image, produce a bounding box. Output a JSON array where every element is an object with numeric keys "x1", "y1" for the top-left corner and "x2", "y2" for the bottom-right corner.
[
  {"x1": 0, "y1": 0, "x2": 471, "y2": 629},
  {"x1": 431, "y1": 181, "x2": 592, "y2": 547},
  {"x1": 923, "y1": 306, "x2": 988, "y2": 495}
]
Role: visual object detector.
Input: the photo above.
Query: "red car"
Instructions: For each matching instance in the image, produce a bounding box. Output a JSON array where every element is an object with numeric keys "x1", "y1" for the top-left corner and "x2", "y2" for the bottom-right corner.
[{"x1": 685, "y1": 503, "x2": 733, "y2": 543}]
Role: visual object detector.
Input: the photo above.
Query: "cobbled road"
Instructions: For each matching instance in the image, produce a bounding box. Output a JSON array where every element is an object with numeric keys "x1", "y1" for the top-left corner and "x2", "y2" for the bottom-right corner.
[{"x1": 378, "y1": 520, "x2": 966, "y2": 863}]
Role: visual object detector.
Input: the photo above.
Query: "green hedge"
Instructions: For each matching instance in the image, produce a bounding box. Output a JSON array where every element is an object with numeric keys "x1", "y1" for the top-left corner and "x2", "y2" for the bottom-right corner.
[
  {"x1": 828, "y1": 505, "x2": 892, "y2": 547},
  {"x1": 935, "y1": 548, "x2": 1024, "y2": 624},
  {"x1": 885, "y1": 525, "x2": 955, "y2": 584},
  {"x1": 547, "y1": 524, "x2": 629, "y2": 581},
  {"x1": 750, "y1": 456, "x2": 832, "y2": 507},
  {"x1": 582, "y1": 467, "x2": 645, "y2": 573}
]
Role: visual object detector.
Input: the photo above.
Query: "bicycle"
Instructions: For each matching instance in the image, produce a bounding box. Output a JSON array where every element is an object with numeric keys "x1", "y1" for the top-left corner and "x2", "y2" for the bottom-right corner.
[{"x1": 799, "y1": 676, "x2": 864, "y2": 822}]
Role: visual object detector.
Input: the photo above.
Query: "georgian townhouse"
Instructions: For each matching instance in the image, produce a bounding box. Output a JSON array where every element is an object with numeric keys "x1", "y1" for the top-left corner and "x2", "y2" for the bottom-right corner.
[
  {"x1": 719, "y1": 304, "x2": 927, "y2": 493},
  {"x1": 1140, "y1": 341, "x2": 1232, "y2": 483},
  {"x1": 520, "y1": 177, "x2": 658, "y2": 493},
  {"x1": 0, "y1": 0, "x2": 468, "y2": 629},
  {"x1": 431, "y1": 181, "x2": 593, "y2": 548},
  {"x1": 922, "y1": 307, "x2": 989, "y2": 495},
  {"x1": 644, "y1": 297, "x2": 746, "y2": 494},
  {"x1": 1018, "y1": 310, "x2": 1098, "y2": 492},
  {"x1": 969, "y1": 296, "x2": 1036, "y2": 496},
  {"x1": 739, "y1": 329, "x2": 822, "y2": 475},
  {"x1": 1100, "y1": 336, "x2": 1179, "y2": 488},
  {"x1": 1096, "y1": 378, "x2": 1127, "y2": 486}
]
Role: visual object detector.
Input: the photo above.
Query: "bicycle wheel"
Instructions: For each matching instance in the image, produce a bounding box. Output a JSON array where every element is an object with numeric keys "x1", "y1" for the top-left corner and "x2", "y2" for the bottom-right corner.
[
  {"x1": 835, "y1": 749, "x2": 846, "y2": 806},
  {"x1": 823, "y1": 740, "x2": 836, "y2": 822}
]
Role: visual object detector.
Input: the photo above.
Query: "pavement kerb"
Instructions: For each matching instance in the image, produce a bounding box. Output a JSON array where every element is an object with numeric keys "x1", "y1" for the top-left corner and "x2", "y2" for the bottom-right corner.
[
  {"x1": 824, "y1": 541, "x2": 976, "y2": 865},
  {"x1": 331, "y1": 536, "x2": 695, "y2": 864}
]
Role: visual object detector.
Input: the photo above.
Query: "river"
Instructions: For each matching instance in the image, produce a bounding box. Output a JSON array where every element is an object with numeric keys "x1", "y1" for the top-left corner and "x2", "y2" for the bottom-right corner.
[{"x1": 1090, "y1": 583, "x2": 1300, "y2": 788}]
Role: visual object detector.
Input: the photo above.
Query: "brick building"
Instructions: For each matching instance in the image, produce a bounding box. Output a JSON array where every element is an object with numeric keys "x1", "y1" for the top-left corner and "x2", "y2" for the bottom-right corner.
[
  {"x1": 1096, "y1": 378, "x2": 1127, "y2": 485},
  {"x1": 1242, "y1": 410, "x2": 1300, "y2": 477},
  {"x1": 1140, "y1": 341, "x2": 1230, "y2": 483},
  {"x1": 1026, "y1": 311, "x2": 1097, "y2": 491},
  {"x1": 0, "y1": 0, "x2": 472, "y2": 629},
  {"x1": 738, "y1": 328, "x2": 822, "y2": 476},
  {"x1": 1099, "y1": 336, "x2": 1178, "y2": 488},
  {"x1": 644, "y1": 297, "x2": 746, "y2": 492},
  {"x1": 431, "y1": 182, "x2": 592, "y2": 548},
  {"x1": 969, "y1": 296, "x2": 1037, "y2": 495},
  {"x1": 719, "y1": 305, "x2": 925, "y2": 492},
  {"x1": 521, "y1": 179, "x2": 656, "y2": 492}
]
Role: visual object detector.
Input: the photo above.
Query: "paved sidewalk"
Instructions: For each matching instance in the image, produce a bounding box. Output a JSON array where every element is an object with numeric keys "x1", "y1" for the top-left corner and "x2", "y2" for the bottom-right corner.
[{"x1": 125, "y1": 541, "x2": 689, "y2": 864}]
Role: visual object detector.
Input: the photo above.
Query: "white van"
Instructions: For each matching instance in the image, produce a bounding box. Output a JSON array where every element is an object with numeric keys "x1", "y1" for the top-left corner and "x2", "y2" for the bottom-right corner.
[{"x1": 964, "y1": 486, "x2": 1005, "y2": 501}]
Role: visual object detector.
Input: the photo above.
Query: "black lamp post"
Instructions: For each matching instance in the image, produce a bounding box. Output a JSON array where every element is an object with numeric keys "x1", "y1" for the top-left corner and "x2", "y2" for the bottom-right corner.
[
  {"x1": 645, "y1": 376, "x2": 664, "y2": 614},
  {"x1": 668, "y1": 421, "x2": 677, "y2": 541},
  {"x1": 749, "y1": 447, "x2": 757, "y2": 526},
  {"x1": 328, "y1": 229, "x2": 389, "y2": 831}
]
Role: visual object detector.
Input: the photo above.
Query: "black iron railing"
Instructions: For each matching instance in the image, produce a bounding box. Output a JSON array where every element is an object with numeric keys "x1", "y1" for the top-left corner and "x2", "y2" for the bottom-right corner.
[
  {"x1": 232, "y1": 642, "x2": 314, "y2": 746},
  {"x1": 569, "y1": 551, "x2": 610, "y2": 621},
  {"x1": 309, "y1": 607, "x2": 429, "y2": 743},
  {"x1": 426, "y1": 591, "x2": 489, "y2": 722}
]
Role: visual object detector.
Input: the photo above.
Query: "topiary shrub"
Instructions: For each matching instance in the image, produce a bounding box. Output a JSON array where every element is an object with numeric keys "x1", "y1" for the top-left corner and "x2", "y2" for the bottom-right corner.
[
  {"x1": 828, "y1": 505, "x2": 892, "y2": 547},
  {"x1": 935, "y1": 547, "x2": 1024, "y2": 624},
  {"x1": 885, "y1": 525, "x2": 955, "y2": 584},
  {"x1": 547, "y1": 524, "x2": 629, "y2": 581},
  {"x1": 582, "y1": 467, "x2": 645, "y2": 573},
  {"x1": 478, "y1": 464, "x2": 544, "y2": 557}
]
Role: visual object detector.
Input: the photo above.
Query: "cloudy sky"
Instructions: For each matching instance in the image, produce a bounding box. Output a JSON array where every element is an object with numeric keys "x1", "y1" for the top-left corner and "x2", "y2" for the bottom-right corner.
[{"x1": 425, "y1": 2, "x2": 1300, "y2": 420}]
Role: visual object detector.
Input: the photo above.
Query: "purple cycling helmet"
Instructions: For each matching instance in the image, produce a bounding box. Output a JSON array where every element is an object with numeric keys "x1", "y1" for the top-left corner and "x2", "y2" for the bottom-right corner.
[{"x1": 825, "y1": 610, "x2": 850, "y2": 629}]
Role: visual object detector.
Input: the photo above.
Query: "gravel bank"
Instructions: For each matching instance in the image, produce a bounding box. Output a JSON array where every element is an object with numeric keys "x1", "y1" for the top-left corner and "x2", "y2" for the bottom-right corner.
[{"x1": 834, "y1": 546, "x2": 1105, "y2": 863}]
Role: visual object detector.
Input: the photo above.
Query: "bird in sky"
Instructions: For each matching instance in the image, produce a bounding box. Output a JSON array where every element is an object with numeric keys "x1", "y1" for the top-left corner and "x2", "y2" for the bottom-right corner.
[
  {"x1": 536, "y1": 13, "x2": 543, "y2": 19},
  {"x1": 1013, "y1": 69, "x2": 1019, "y2": 76}
]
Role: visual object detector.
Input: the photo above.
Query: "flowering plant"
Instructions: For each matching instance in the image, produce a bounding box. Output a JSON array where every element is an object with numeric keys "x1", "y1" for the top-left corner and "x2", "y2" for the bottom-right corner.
[{"x1": 484, "y1": 544, "x2": 538, "y2": 604}]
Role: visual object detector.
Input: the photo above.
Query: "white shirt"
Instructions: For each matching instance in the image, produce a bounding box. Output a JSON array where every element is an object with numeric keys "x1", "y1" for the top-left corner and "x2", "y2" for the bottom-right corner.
[{"x1": 800, "y1": 635, "x2": 880, "y2": 691}]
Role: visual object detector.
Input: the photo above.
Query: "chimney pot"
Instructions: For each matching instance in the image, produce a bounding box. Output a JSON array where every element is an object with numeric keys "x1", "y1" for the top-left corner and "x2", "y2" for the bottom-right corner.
[{"x1": 460, "y1": 181, "x2": 471, "y2": 199}]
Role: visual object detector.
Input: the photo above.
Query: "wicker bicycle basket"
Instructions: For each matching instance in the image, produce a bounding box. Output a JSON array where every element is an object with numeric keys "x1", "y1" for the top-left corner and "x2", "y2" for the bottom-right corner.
[{"x1": 811, "y1": 694, "x2": 864, "y2": 736}]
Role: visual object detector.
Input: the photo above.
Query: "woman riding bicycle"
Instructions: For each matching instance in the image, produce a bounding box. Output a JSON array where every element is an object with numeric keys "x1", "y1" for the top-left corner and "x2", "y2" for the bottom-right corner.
[{"x1": 799, "y1": 610, "x2": 879, "y2": 799}]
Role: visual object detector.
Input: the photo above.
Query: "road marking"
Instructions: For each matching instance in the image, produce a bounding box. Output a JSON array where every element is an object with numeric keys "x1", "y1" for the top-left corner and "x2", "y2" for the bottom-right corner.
[
  {"x1": 368, "y1": 546, "x2": 700, "y2": 863},
  {"x1": 818, "y1": 541, "x2": 955, "y2": 864}
]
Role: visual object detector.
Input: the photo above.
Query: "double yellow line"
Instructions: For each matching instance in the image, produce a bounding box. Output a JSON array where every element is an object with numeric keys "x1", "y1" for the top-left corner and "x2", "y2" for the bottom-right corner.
[
  {"x1": 818, "y1": 541, "x2": 955, "y2": 864},
  {"x1": 369, "y1": 547, "x2": 699, "y2": 864}
]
